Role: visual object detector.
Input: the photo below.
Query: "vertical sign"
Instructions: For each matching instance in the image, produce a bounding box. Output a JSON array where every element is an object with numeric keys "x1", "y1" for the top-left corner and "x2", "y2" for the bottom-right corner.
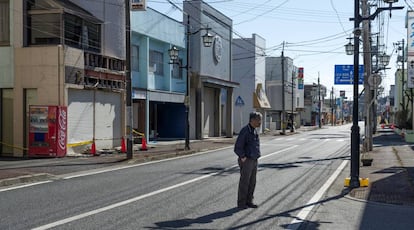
[
  {"x1": 408, "y1": 11, "x2": 414, "y2": 54},
  {"x1": 407, "y1": 11, "x2": 414, "y2": 88},
  {"x1": 297, "y1": 67, "x2": 304, "y2": 89},
  {"x1": 131, "y1": 0, "x2": 146, "y2": 11},
  {"x1": 408, "y1": 56, "x2": 414, "y2": 88}
]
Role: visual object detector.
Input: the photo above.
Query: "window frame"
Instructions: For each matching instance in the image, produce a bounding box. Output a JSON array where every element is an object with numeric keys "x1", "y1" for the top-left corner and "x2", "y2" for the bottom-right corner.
[
  {"x1": 131, "y1": 45, "x2": 139, "y2": 72},
  {"x1": 149, "y1": 50, "x2": 164, "y2": 76},
  {"x1": 0, "y1": 0, "x2": 10, "y2": 46}
]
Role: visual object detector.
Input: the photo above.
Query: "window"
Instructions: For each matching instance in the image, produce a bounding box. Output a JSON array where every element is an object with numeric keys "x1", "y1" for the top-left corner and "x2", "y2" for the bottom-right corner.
[
  {"x1": 26, "y1": 1, "x2": 101, "y2": 52},
  {"x1": 64, "y1": 14, "x2": 82, "y2": 47},
  {"x1": 29, "y1": 13, "x2": 61, "y2": 45},
  {"x1": 83, "y1": 20, "x2": 100, "y2": 52},
  {"x1": 0, "y1": 0, "x2": 9, "y2": 45},
  {"x1": 132, "y1": 45, "x2": 139, "y2": 72},
  {"x1": 149, "y1": 50, "x2": 164, "y2": 76},
  {"x1": 64, "y1": 15, "x2": 101, "y2": 52},
  {"x1": 172, "y1": 59, "x2": 183, "y2": 79}
]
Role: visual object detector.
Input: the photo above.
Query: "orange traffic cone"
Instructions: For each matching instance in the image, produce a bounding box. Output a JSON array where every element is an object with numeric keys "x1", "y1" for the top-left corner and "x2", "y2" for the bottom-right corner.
[
  {"x1": 91, "y1": 140, "x2": 96, "y2": 156},
  {"x1": 121, "y1": 136, "x2": 126, "y2": 153},
  {"x1": 140, "y1": 137, "x2": 148, "y2": 151}
]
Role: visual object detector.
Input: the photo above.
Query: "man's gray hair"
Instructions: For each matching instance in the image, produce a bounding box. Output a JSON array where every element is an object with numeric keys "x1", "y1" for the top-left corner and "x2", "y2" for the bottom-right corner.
[{"x1": 249, "y1": 112, "x2": 262, "y2": 121}]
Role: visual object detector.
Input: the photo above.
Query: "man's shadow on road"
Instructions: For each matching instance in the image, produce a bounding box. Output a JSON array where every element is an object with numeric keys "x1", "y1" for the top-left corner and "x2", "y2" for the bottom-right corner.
[
  {"x1": 149, "y1": 191, "x2": 348, "y2": 230},
  {"x1": 150, "y1": 207, "x2": 240, "y2": 229}
]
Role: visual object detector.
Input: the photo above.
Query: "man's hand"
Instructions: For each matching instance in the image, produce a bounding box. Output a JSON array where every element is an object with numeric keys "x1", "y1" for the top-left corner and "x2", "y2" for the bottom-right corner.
[{"x1": 240, "y1": 157, "x2": 247, "y2": 162}]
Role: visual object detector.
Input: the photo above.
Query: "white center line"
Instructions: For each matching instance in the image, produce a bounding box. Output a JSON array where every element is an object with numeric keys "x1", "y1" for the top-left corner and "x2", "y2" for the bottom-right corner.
[{"x1": 32, "y1": 145, "x2": 298, "y2": 230}]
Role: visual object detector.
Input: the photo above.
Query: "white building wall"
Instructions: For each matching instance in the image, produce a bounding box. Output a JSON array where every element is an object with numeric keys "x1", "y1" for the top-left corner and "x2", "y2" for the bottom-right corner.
[
  {"x1": 233, "y1": 34, "x2": 266, "y2": 133},
  {"x1": 265, "y1": 56, "x2": 295, "y2": 112}
]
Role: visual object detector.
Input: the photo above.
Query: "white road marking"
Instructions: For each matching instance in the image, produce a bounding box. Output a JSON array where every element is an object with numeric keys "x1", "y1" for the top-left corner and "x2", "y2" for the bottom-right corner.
[
  {"x1": 32, "y1": 145, "x2": 298, "y2": 230},
  {"x1": 63, "y1": 146, "x2": 233, "y2": 179},
  {"x1": 287, "y1": 160, "x2": 348, "y2": 230},
  {"x1": 0, "y1": 181, "x2": 52, "y2": 192}
]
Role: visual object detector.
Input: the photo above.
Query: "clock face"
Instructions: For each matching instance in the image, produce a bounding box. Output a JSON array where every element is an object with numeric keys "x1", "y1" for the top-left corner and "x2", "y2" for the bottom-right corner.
[{"x1": 213, "y1": 36, "x2": 223, "y2": 63}]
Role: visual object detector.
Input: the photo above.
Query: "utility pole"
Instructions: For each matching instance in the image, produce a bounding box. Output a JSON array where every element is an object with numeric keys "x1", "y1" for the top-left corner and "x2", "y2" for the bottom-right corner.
[
  {"x1": 362, "y1": 0, "x2": 373, "y2": 152},
  {"x1": 335, "y1": 95, "x2": 337, "y2": 125},
  {"x1": 402, "y1": 39, "x2": 405, "y2": 114},
  {"x1": 331, "y1": 87, "x2": 334, "y2": 126},
  {"x1": 373, "y1": 34, "x2": 380, "y2": 134},
  {"x1": 125, "y1": 0, "x2": 133, "y2": 159},
  {"x1": 281, "y1": 41, "x2": 286, "y2": 134},
  {"x1": 318, "y1": 72, "x2": 321, "y2": 128},
  {"x1": 291, "y1": 70, "x2": 294, "y2": 132},
  {"x1": 185, "y1": 14, "x2": 191, "y2": 150}
]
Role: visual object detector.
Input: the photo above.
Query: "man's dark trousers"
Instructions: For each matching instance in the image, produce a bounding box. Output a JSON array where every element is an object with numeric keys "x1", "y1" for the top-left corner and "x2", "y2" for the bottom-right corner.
[{"x1": 238, "y1": 158, "x2": 258, "y2": 206}]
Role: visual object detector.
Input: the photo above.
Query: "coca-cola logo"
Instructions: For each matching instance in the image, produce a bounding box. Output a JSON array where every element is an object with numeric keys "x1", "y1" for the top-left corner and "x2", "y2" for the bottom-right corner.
[{"x1": 58, "y1": 109, "x2": 67, "y2": 151}]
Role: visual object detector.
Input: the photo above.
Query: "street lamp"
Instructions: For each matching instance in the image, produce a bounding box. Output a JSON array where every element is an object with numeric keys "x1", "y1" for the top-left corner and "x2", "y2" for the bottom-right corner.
[
  {"x1": 168, "y1": 15, "x2": 213, "y2": 150},
  {"x1": 346, "y1": 0, "x2": 403, "y2": 188},
  {"x1": 168, "y1": 46, "x2": 179, "y2": 61},
  {"x1": 345, "y1": 39, "x2": 354, "y2": 55},
  {"x1": 202, "y1": 31, "x2": 214, "y2": 47},
  {"x1": 378, "y1": 53, "x2": 391, "y2": 67}
]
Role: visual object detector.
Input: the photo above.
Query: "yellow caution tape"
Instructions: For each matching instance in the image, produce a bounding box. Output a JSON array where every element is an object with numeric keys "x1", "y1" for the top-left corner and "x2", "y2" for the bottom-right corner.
[
  {"x1": 67, "y1": 140, "x2": 93, "y2": 148},
  {"x1": 0, "y1": 141, "x2": 28, "y2": 151},
  {"x1": 132, "y1": 129, "x2": 145, "y2": 137}
]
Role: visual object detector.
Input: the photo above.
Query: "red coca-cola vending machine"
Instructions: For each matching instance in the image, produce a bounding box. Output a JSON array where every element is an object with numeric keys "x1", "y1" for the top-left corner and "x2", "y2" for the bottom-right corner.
[{"x1": 28, "y1": 105, "x2": 67, "y2": 157}]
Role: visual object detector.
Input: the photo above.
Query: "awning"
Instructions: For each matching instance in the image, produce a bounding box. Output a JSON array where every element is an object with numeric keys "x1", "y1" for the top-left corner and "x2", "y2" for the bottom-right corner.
[
  {"x1": 201, "y1": 75, "x2": 240, "y2": 88},
  {"x1": 253, "y1": 83, "x2": 271, "y2": 109}
]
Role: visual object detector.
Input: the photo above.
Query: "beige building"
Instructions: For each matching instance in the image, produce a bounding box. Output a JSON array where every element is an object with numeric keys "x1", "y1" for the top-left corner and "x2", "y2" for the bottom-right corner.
[{"x1": 0, "y1": 0, "x2": 126, "y2": 157}]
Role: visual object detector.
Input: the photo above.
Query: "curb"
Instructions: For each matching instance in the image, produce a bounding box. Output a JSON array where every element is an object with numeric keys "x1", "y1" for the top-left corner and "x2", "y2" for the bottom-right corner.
[{"x1": 0, "y1": 173, "x2": 55, "y2": 188}]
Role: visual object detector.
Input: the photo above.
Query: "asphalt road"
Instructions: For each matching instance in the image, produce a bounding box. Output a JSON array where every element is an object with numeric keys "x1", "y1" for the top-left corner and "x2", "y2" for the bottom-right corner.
[{"x1": 1, "y1": 125, "x2": 352, "y2": 229}]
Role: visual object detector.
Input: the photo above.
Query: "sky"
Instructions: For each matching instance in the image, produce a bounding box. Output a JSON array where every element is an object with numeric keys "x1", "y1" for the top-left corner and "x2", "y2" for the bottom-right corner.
[{"x1": 146, "y1": 0, "x2": 411, "y2": 99}]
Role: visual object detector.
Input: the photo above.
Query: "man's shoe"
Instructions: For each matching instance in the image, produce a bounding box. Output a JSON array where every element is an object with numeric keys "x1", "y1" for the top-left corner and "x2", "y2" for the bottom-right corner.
[
  {"x1": 247, "y1": 203, "x2": 258, "y2": 208},
  {"x1": 237, "y1": 205, "x2": 248, "y2": 209}
]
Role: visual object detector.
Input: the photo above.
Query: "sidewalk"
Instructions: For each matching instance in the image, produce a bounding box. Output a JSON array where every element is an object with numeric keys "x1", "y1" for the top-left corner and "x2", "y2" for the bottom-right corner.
[
  {"x1": 1, "y1": 126, "x2": 414, "y2": 208},
  {"x1": 349, "y1": 130, "x2": 414, "y2": 205}
]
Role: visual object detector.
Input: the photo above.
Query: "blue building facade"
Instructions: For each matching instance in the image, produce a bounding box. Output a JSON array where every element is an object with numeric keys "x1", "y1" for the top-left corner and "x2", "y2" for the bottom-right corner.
[{"x1": 131, "y1": 8, "x2": 187, "y2": 140}]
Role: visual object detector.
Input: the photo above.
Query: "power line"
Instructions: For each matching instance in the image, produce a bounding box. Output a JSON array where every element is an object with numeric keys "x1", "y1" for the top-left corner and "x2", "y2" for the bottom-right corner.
[
  {"x1": 330, "y1": 0, "x2": 348, "y2": 35},
  {"x1": 233, "y1": 0, "x2": 290, "y2": 25}
]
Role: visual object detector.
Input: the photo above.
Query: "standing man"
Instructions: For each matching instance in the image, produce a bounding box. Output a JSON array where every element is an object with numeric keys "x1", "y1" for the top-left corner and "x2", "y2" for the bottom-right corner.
[{"x1": 234, "y1": 112, "x2": 262, "y2": 209}]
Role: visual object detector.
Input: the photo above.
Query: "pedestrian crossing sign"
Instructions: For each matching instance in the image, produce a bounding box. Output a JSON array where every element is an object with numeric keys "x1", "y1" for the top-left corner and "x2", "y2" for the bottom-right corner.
[{"x1": 235, "y1": 96, "x2": 245, "y2": 106}]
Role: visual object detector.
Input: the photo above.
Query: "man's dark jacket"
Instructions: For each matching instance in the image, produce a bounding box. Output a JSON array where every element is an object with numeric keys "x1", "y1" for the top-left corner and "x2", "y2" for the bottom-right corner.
[{"x1": 234, "y1": 124, "x2": 261, "y2": 159}]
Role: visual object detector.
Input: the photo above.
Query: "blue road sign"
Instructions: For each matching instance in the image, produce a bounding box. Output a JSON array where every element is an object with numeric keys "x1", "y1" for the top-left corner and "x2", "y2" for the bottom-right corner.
[
  {"x1": 235, "y1": 96, "x2": 245, "y2": 106},
  {"x1": 334, "y1": 65, "x2": 364, "y2": 85}
]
